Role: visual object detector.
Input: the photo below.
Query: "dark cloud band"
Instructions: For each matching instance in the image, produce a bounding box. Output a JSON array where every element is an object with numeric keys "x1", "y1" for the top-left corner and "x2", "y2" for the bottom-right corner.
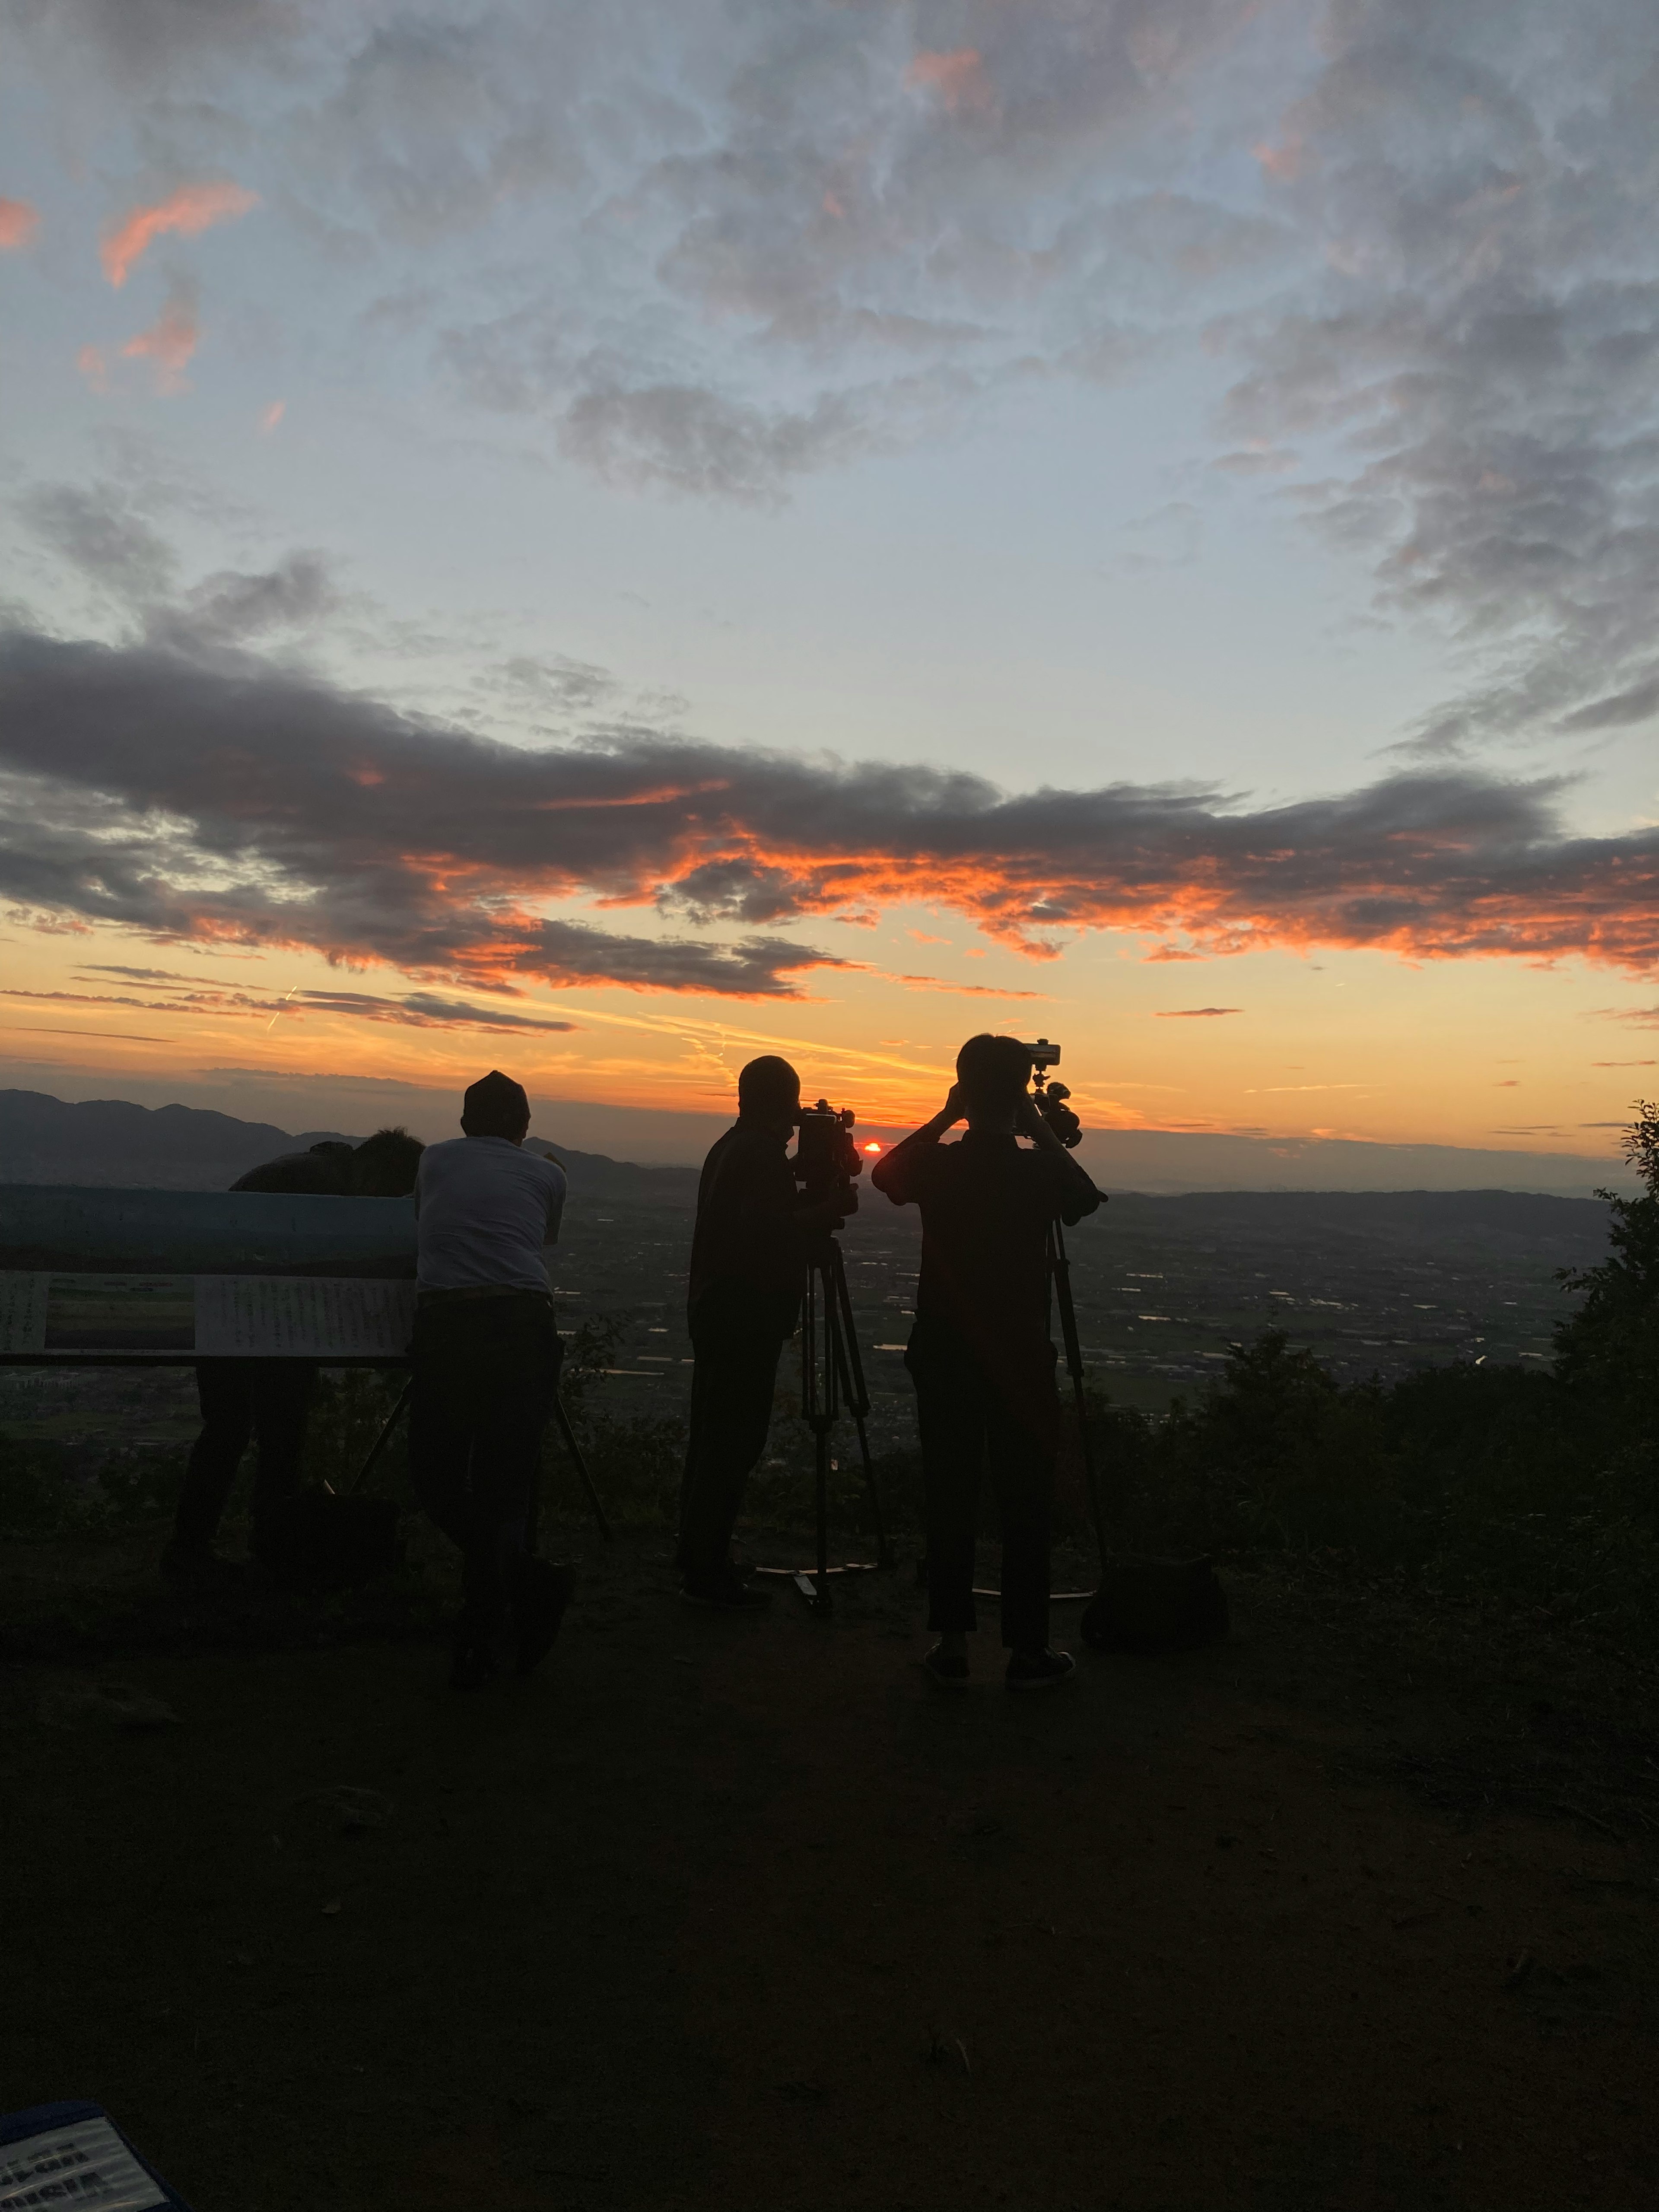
[{"x1": 1, "y1": 624, "x2": 1656, "y2": 991}]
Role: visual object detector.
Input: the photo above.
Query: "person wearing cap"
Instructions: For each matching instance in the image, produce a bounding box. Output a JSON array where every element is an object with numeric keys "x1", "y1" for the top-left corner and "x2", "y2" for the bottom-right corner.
[
  {"x1": 677, "y1": 1055, "x2": 856, "y2": 1608},
  {"x1": 410, "y1": 1070, "x2": 572, "y2": 1688},
  {"x1": 873, "y1": 1034, "x2": 1101, "y2": 1692}
]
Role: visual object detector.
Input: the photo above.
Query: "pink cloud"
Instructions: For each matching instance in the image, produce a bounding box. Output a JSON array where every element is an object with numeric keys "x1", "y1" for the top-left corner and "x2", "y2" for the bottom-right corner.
[
  {"x1": 99, "y1": 180, "x2": 257, "y2": 289},
  {"x1": 1253, "y1": 139, "x2": 1304, "y2": 183},
  {"x1": 259, "y1": 398, "x2": 286, "y2": 435},
  {"x1": 906, "y1": 48, "x2": 994, "y2": 116},
  {"x1": 76, "y1": 344, "x2": 109, "y2": 393},
  {"x1": 121, "y1": 286, "x2": 199, "y2": 394},
  {"x1": 0, "y1": 198, "x2": 40, "y2": 251}
]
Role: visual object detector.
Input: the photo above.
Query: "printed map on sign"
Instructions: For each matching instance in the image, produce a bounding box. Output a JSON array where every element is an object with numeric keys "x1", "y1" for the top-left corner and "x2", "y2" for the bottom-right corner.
[
  {"x1": 194, "y1": 1276, "x2": 415, "y2": 1357},
  {"x1": 0, "y1": 1272, "x2": 414, "y2": 1359}
]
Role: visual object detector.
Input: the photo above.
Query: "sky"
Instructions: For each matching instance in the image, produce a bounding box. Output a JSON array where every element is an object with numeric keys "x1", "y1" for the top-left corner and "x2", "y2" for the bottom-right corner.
[{"x1": 2, "y1": 0, "x2": 1658, "y2": 1177}]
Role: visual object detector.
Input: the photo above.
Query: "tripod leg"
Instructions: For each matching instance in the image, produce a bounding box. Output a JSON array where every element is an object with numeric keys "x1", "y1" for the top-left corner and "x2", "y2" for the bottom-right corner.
[
  {"x1": 831, "y1": 1324, "x2": 891, "y2": 1571},
  {"x1": 813, "y1": 1419, "x2": 833, "y2": 1612},
  {"x1": 347, "y1": 1376, "x2": 412, "y2": 1496},
  {"x1": 1049, "y1": 1220, "x2": 1109, "y2": 1578},
  {"x1": 551, "y1": 1393, "x2": 614, "y2": 1543}
]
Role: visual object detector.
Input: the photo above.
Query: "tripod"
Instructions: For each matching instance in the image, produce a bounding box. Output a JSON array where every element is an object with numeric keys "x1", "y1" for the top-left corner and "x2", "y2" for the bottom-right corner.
[
  {"x1": 342, "y1": 1373, "x2": 614, "y2": 1542},
  {"x1": 754, "y1": 1231, "x2": 892, "y2": 1613},
  {"x1": 1048, "y1": 1216, "x2": 1110, "y2": 1586}
]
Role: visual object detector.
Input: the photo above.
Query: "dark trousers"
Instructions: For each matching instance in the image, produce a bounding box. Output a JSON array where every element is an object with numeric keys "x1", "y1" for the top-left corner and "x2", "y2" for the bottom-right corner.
[
  {"x1": 909, "y1": 1338, "x2": 1057, "y2": 1653},
  {"x1": 676, "y1": 1326, "x2": 785, "y2": 1584},
  {"x1": 409, "y1": 1295, "x2": 563, "y2": 1631},
  {"x1": 175, "y1": 1359, "x2": 316, "y2": 1553}
]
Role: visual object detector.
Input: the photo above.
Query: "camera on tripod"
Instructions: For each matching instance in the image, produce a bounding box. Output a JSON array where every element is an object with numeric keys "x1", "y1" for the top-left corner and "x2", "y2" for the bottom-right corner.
[
  {"x1": 1016, "y1": 1038, "x2": 1083, "y2": 1150},
  {"x1": 793, "y1": 1100, "x2": 863, "y2": 1198}
]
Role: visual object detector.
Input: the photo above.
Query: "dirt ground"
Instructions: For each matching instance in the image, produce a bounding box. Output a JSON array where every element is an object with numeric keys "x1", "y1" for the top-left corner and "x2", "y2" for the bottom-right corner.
[{"x1": 4, "y1": 1534, "x2": 1658, "y2": 2212}]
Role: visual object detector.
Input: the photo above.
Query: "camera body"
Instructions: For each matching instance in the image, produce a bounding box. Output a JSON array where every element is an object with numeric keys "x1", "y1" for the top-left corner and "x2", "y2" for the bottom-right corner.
[
  {"x1": 1015, "y1": 1037, "x2": 1083, "y2": 1150},
  {"x1": 794, "y1": 1100, "x2": 862, "y2": 1196}
]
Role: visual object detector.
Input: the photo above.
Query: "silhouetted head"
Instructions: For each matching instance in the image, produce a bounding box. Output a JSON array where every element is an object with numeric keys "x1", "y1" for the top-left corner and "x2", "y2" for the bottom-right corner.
[
  {"x1": 737, "y1": 1055, "x2": 801, "y2": 1127},
  {"x1": 955, "y1": 1034, "x2": 1033, "y2": 1128},
  {"x1": 348, "y1": 1125, "x2": 425, "y2": 1196},
  {"x1": 461, "y1": 1070, "x2": 531, "y2": 1142}
]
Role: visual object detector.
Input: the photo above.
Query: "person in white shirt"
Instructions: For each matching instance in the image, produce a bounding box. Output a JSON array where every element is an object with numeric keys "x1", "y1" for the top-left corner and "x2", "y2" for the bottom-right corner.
[{"x1": 410, "y1": 1070, "x2": 572, "y2": 1689}]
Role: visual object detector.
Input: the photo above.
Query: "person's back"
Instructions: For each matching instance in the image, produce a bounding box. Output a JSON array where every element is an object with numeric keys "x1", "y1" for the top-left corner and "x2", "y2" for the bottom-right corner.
[
  {"x1": 904, "y1": 1131, "x2": 1095, "y2": 1374},
  {"x1": 873, "y1": 1034, "x2": 1100, "y2": 1692},
  {"x1": 415, "y1": 1135, "x2": 566, "y2": 1293},
  {"x1": 407, "y1": 1072, "x2": 571, "y2": 1691},
  {"x1": 687, "y1": 1119, "x2": 804, "y2": 1338}
]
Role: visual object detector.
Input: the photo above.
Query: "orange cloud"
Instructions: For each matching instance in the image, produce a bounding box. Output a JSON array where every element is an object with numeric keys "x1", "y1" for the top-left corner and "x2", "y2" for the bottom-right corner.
[
  {"x1": 0, "y1": 198, "x2": 40, "y2": 250},
  {"x1": 1253, "y1": 139, "x2": 1303, "y2": 183},
  {"x1": 76, "y1": 344, "x2": 109, "y2": 392},
  {"x1": 99, "y1": 180, "x2": 257, "y2": 288},
  {"x1": 906, "y1": 48, "x2": 994, "y2": 116},
  {"x1": 121, "y1": 286, "x2": 199, "y2": 394},
  {"x1": 259, "y1": 398, "x2": 286, "y2": 435}
]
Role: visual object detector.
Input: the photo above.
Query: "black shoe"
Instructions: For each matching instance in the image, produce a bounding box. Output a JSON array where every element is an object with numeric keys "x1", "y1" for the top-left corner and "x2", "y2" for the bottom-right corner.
[
  {"x1": 1006, "y1": 1648, "x2": 1076, "y2": 1693},
  {"x1": 160, "y1": 1538, "x2": 245, "y2": 1588},
  {"x1": 679, "y1": 1569, "x2": 771, "y2": 1611},
  {"x1": 511, "y1": 1558, "x2": 574, "y2": 1677},
  {"x1": 922, "y1": 1643, "x2": 971, "y2": 1691}
]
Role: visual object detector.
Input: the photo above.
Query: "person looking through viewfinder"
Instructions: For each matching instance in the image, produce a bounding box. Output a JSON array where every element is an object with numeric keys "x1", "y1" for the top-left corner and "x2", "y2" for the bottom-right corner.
[
  {"x1": 677, "y1": 1055, "x2": 857, "y2": 1608},
  {"x1": 410, "y1": 1070, "x2": 571, "y2": 1690},
  {"x1": 873, "y1": 1034, "x2": 1100, "y2": 1691}
]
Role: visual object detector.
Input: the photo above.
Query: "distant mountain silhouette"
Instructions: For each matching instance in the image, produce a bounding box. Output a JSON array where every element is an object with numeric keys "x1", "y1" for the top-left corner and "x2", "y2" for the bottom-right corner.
[{"x1": 0, "y1": 1088, "x2": 700, "y2": 1202}]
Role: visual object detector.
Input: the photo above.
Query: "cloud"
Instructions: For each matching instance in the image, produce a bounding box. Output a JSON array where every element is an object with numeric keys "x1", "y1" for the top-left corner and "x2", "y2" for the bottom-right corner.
[
  {"x1": 907, "y1": 50, "x2": 995, "y2": 118},
  {"x1": 0, "y1": 198, "x2": 39, "y2": 250},
  {"x1": 100, "y1": 181, "x2": 258, "y2": 287},
  {"x1": 259, "y1": 399, "x2": 285, "y2": 435},
  {"x1": 895, "y1": 974, "x2": 1049, "y2": 998},
  {"x1": 1156, "y1": 1006, "x2": 1242, "y2": 1017},
  {"x1": 1217, "y1": 1, "x2": 1659, "y2": 752},
  {"x1": 76, "y1": 345, "x2": 108, "y2": 392},
  {"x1": 8, "y1": 0, "x2": 300, "y2": 85},
  {"x1": 290, "y1": 990, "x2": 578, "y2": 1034},
  {"x1": 22, "y1": 482, "x2": 178, "y2": 603},
  {"x1": 120, "y1": 280, "x2": 199, "y2": 394},
  {"x1": 3, "y1": 979, "x2": 575, "y2": 1035},
  {"x1": 3, "y1": 617, "x2": 1659, "y2": 1007}
]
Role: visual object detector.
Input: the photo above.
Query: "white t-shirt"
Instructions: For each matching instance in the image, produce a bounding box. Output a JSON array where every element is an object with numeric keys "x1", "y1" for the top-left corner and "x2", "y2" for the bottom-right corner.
[{"x1": 414, "y1": 1136, "x2": 567, "y2": 1293}]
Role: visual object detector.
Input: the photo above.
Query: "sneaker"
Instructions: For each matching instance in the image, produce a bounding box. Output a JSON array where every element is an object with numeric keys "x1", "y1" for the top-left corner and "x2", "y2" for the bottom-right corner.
[
  {"x1": 922, "y1": 1643, "x2": 971, "y2": 1691},
  {"x1": 1005, "y1": 1648, "x2": 1076, "y2": 1693},
  {"x1": 679, "y1": 1569, "x2": 771, "y2": 1611},
  {"x1": 511, "y1": 1558, "x2": 575, "y2": 1677}
]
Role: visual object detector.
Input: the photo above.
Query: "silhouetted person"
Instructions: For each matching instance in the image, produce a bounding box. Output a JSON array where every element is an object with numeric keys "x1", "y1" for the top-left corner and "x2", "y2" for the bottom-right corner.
[
  {"x1": 163, "y1": 1128, "x2": 424, "y2": 1585},
  {"x1": 677, "y1": 1055, "x2": 855, "y2": 1607},
  {"x1": 409, "y1": 1070, "x2": 571, "y2": 1689},
  {"x1": 873, "y1": 1035, "x2": 1100, "y2": 1691}
]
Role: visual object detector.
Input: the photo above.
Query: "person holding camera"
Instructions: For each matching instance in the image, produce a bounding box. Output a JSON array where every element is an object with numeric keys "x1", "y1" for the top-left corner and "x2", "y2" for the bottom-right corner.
[
  {"x1": 410, "y1": 1070, "x2": 572, "y2": 1689},
  {"x1": 677, "y1": 1055, "x2": 856, "y2": 1608},
  {"x1": 873, "y1": 1034, "x2": 1100, "y2": 1691}
]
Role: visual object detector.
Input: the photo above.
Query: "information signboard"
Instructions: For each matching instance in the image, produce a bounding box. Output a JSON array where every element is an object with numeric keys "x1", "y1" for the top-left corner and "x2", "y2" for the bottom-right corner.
[{"x1": 0, "y1": 1272, "x2": 415, "y2": 1363}]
